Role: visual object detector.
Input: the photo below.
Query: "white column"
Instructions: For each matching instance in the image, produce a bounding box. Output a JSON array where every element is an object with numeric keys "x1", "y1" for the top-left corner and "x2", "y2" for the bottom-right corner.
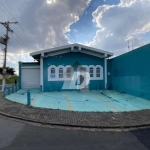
[
  {"x1": 104, "y1": 57, "x2": 107, "y2": 89},
  {"x1": 40, "y1": 57, "x2": 43, "y2": 91},
  {"x1": 2, "y1": 78, "x2": 5, "y2": 91}
]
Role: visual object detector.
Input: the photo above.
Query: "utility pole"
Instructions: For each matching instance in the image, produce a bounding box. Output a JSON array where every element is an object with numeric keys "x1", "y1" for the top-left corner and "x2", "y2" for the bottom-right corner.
[{"x1": 0, "y1": 21, "x2": 18, "y2": 91}]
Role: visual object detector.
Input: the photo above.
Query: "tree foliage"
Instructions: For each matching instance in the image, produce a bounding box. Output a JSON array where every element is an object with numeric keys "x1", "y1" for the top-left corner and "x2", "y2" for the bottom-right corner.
[{"x1": 0, "y1": 67, "x2": 15, "y2": 76}]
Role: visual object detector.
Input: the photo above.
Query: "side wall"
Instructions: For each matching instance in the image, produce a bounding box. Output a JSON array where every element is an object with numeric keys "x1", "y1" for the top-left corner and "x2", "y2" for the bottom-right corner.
[
  {"x1": 111, "y1": 44, "x2": 150, "y2": 100},
  {"x1": 43, "y1": 52, "x2": 105, "y2": 92}
]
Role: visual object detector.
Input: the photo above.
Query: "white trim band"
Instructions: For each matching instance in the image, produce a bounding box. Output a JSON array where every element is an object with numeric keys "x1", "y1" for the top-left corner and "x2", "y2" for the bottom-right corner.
[
  {"x1": 48, "y1": 65, "x2": 104, "y2": 81},
  {"x1": 21, "y1": 66, "x2": 40, "y2": 69}
]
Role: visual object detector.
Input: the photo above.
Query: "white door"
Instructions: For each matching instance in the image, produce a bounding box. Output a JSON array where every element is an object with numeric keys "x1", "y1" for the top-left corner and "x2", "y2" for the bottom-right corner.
[
  {"x1": 21, "y1": 68, "x2": 40, "y2": 89},
  {"x1": 79, "y1": 67, "x2": 88, "y2": 89}
]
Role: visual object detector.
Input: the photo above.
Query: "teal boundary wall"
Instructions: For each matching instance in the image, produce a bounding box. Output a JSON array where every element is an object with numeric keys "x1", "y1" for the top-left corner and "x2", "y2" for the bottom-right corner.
[
  {"x1": 110, "y1": 44, "x2": 150, "y2": 100},
  {"x1": 43, "y1": 52, "x2": 105, "y2": 92}
]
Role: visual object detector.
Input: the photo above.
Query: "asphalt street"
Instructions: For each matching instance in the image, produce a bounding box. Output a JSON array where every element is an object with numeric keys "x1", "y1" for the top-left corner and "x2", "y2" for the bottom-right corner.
[{"x1": 0, "y1": 115, "x2": 150, "y2": 150}]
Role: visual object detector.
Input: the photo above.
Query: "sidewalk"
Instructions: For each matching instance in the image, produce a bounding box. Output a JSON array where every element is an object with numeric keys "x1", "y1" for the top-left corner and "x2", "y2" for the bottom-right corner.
[{"x1": 1, "y1": 92, "x2": 150, "y2": 128}]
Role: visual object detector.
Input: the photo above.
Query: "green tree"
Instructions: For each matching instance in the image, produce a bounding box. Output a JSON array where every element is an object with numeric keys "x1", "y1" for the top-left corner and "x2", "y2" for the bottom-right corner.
[{"x1": 0, "y1": 67, "x2": 15, "y2": 77}]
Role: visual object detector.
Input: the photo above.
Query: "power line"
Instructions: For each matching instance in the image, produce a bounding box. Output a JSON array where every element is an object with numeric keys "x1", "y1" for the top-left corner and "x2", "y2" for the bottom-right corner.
[
  {"x1": 0, "y1": 2, "x2": 26, "y2": 50},
  {"x1": 0, "y1": 1, "x2": 36, "y2": 52},
  {"x1": 0, "y1": 21, "x2": 18, "y2": 91},
  {"x1": 6, "y1": 56, "x2": 13, "y2": 61},
  {"x1": 6, "y1": 42, "x2": 22, "y2": 62},
  {"x1": 0, "y1": 43, "x2": 4, "y2": 49},
  {"x1": 0, "y1": 15, "x2": 5, "y2": 22},
  {"x1": 7, "y1": 54, "x2": 18, "y2": 62},
  {"x1": 7, "y1": 27, "x2": 34, "y2": 52},
  {"x1": 17, "y1": 23, "x2": 36, "y2": 51},
  {"x1": 8, "y1": 53, "x2": 20, "y2": 62},
  {"x1": 12, "y1": 33, "x2": 30, "y2": 51},
  {"x1": 0, "y1": 1, "x2": 16, "y2": 21}
]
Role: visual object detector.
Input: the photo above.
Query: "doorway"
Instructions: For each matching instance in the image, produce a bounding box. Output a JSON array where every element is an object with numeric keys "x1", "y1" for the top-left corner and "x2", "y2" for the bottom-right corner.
[{"x1": 78, "y1": 66, "x2": 88, "y2": 89}]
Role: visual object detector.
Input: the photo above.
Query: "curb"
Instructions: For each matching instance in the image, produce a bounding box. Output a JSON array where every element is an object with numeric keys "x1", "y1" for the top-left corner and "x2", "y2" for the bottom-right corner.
[{"x1": 1, "y1": 110, "x2": 150, "y2": 129}]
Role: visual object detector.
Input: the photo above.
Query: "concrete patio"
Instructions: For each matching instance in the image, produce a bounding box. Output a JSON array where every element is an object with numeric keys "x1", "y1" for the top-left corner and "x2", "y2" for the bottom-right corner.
[{"x1": 5, "y1": 89, "x2": 150, "y2": 112}]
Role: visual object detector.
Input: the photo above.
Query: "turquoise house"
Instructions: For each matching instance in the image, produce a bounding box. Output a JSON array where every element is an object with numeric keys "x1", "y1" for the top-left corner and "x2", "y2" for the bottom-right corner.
[
  {"x1": 19, "y1": 43, "x2": 150, "y2": 100},
  {"x1": 19, "y1": 43, "x2": 113, "y2": 92}
]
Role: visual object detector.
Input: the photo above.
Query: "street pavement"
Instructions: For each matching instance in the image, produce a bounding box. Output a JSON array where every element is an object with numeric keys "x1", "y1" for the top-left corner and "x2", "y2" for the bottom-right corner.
[{"x1": 0, "y1": 115, "x2": 150, "y2": 150}]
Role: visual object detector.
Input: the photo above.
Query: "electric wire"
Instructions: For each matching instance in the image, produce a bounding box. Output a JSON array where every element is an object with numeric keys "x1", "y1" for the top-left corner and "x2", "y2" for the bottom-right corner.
[
  {"x1": 0, "y1": 15, "x2": 5, "y2": 22},
  {"x1": 0, "y1": 43, "x2": 4, "y2": 49},
  {"x1": 12, "y1": 33, "x2": 30, "y2": 51},
  {"x1": 0, "y1": 5, "x2": 31, "y2": 60},
  {"x1": 17, "y1": 23, "x2": 36, "y2": 51},
  {"x1": 7, "y1": 55, "x2": 18, "y2": 62},
  {"x1": 0, "y1": 1, "x2": 15, "y2": 21},
  {"x1": 0, "y1": 1, "x2": 36, "y2": 52}
]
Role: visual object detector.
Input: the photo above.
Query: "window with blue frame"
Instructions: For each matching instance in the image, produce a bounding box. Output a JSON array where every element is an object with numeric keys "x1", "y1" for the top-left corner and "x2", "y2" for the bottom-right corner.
[
  {"x1": 50, "y1": 68, "x2": 55, "y2": 78},
  {"x1": 66, "y1": 68, "x2": 71, "y2": 78},
  {"x1": 59, "y1": 68, "x2": 63, "y2": 78},
  {"x1": 89, "y1": 67, "x2": 94, "y2": 77},
  {"x1": 96, "y1": 67, "x2": 100, "y2": 77}
]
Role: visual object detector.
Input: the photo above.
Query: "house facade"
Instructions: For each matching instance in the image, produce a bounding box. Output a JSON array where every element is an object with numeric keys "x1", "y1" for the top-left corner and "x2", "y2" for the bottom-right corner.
[
  {"x1": 18, "y1": 43, "x2": 150, "y2": 100},
  {"x1": 19, "y1": 43, "x2": 113, "y2": 92}
]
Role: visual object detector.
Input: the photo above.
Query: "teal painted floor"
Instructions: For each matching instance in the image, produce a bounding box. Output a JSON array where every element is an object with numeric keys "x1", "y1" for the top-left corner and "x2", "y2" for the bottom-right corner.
[{"x1": 5, "y1": 89, "x2": 150, "y2": 112}]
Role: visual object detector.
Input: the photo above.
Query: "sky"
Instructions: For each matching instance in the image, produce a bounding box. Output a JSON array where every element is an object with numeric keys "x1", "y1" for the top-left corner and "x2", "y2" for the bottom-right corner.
[{"x1": 0, "y1": 0, "x2": 150, "y2": 74}]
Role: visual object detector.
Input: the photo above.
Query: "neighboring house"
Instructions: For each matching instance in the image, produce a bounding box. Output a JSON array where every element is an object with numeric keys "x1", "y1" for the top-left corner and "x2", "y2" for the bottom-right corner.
[{"x1": 18, "y1": 43, "x2": 113, "y2": 91}]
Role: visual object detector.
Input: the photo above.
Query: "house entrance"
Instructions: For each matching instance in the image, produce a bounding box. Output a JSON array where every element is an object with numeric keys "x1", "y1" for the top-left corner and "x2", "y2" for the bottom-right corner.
[{"x1": 78, "y1": 66, "x2": 88, "y2": 89}]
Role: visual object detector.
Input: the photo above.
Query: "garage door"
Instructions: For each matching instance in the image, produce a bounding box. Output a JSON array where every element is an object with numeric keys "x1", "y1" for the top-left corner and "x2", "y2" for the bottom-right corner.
[{"x1": 21, "y1": 68, "x2": 40, "y2": 89}]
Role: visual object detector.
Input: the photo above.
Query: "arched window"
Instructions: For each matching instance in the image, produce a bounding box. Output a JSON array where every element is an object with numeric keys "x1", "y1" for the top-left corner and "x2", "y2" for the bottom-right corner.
[
  {"x1": 96, "y1": 67, "x2": 100, "y2": 77},
  {"x1": 50, "y1": 68, "x2": 55, "y2": 78},
  {"x1": 59, "y1": 68, "x2": 63, "y2": 78},
  {"x1": 66, "y1": 68, "x2": 71, "y2": 78},
  {"x1": 89, "y1": 67, "x2": 94, "y2": 77}
]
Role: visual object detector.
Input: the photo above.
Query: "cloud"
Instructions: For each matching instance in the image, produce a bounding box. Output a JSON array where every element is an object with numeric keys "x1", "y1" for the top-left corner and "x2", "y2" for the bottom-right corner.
[
  {"x1": 0, "y1": 0, "x2": 91, "y2": 73},
  {"x1": 89, "y1": 0, "x2": 150, "y2": 55},
  {"x1": 1, "y1": 0, "x2": 91, "y2": 52}
]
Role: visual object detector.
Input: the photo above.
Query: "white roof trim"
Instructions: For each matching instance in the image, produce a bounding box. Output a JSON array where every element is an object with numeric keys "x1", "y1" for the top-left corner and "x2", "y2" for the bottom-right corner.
[{"x1": 30, "y1": 43, "x2": 113, "y2": 58}]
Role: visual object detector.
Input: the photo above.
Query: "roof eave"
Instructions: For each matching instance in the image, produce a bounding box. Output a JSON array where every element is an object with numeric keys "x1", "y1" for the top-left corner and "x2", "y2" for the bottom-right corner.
[{"x1": 30, "y1": 44, "x2": 113, "y2": 59}]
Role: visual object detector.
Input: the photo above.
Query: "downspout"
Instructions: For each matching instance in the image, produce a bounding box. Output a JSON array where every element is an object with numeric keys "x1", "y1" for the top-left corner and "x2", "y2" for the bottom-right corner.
[
  {"x1": 18, "y1": 62, "x2": 22, "y2": 89},
  {"x1": 40, "y1": 57, "x2": 43, "y2": 92},
  {"x1": 104, "y1": 54, "x2": 107, "y2": 90}
]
